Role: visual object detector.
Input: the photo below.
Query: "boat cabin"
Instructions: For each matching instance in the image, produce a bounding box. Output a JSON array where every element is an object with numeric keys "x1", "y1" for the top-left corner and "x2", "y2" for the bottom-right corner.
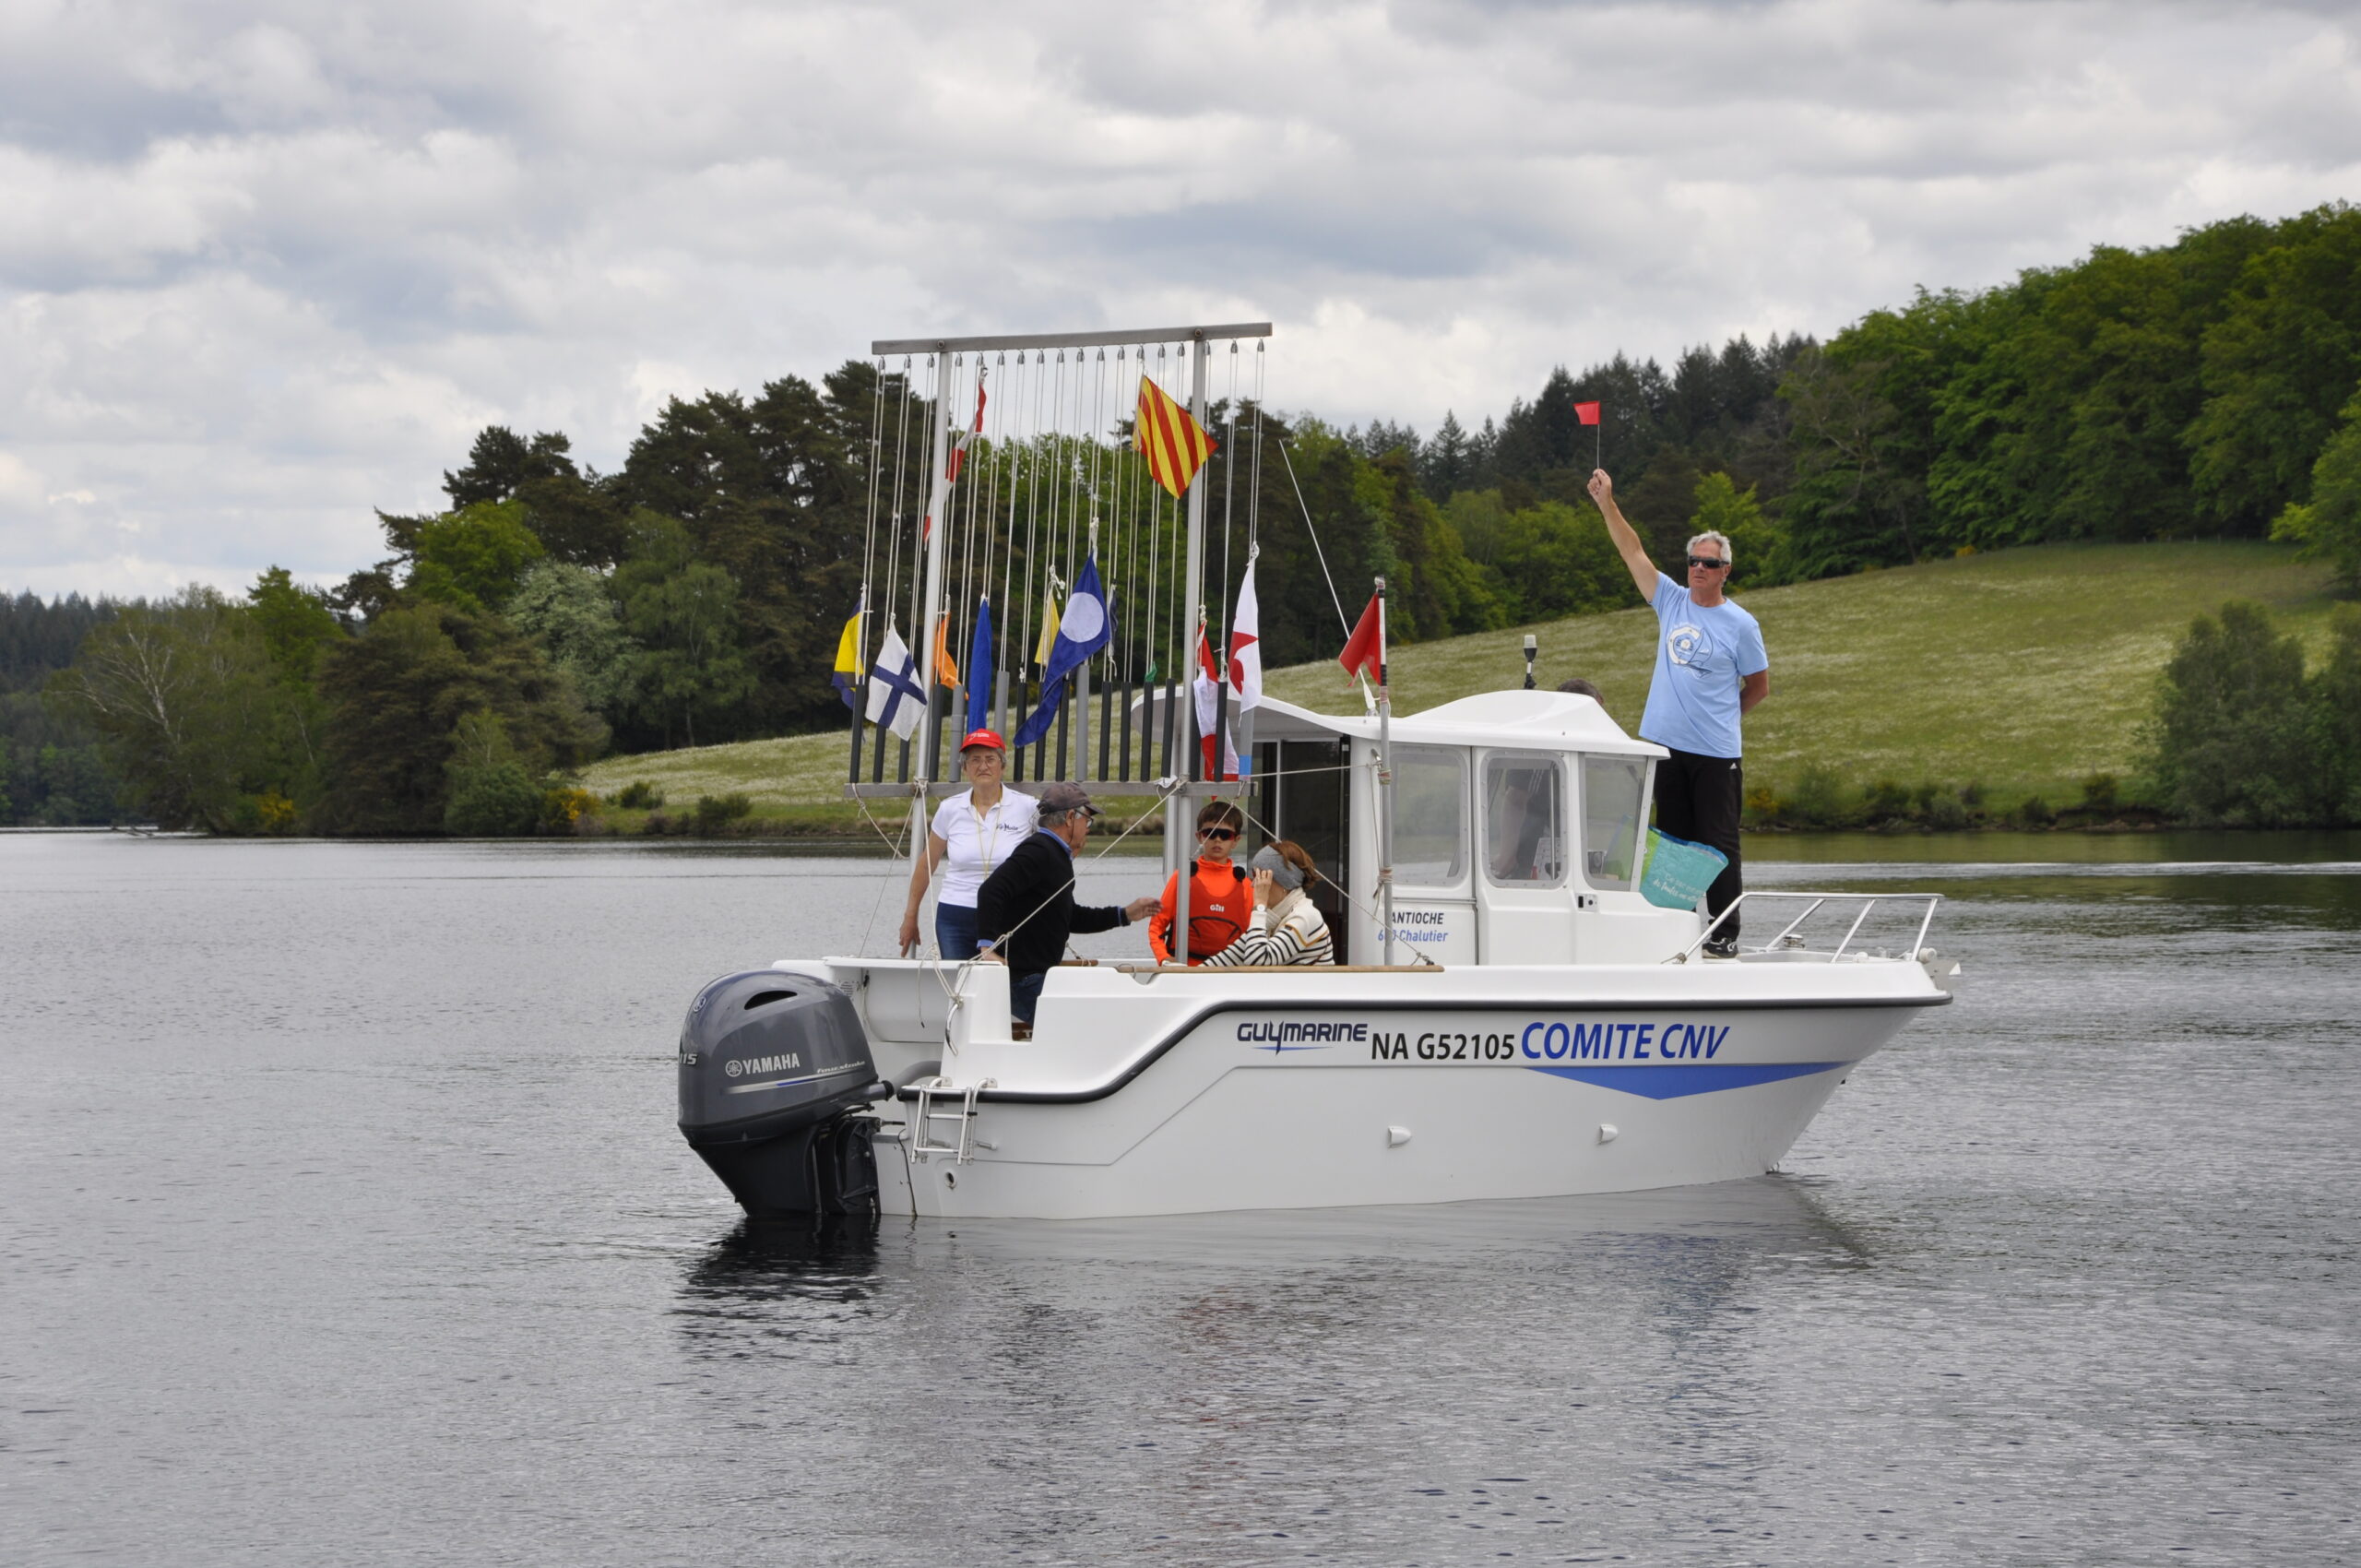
[{"x1": 1227, "y1": 687, "x2": 1698, "y2": 968}]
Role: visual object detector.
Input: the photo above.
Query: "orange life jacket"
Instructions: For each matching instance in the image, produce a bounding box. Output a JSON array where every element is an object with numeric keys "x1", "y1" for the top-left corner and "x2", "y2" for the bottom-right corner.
[{"x1": 1147, "y1": 859, "x2": 1252, "y2": 963}]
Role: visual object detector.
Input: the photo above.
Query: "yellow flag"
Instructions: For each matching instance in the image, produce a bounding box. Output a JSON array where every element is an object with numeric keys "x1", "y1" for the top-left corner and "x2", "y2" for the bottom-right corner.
[
  {"x1": 1033, "y1": 585, "x2": 1061, "y2": 670},
  {"x1": 830, "y1": 598, "x2": 862, "y2": 710},
  {"x1": 1136, "y1": 375, "x2": 1217, "y2": 499}
]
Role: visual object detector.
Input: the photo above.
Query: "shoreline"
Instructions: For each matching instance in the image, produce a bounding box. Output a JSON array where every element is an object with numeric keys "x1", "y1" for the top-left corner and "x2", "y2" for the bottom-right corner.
[{"x1": 16, "y1": 823, "x2": 2360, "y2": 862}]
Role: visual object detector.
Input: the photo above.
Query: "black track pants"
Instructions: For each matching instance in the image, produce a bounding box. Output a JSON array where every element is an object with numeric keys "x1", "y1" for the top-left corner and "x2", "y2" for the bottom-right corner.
[{"x1": 1654, "y1": 748, "x2": 1744, "y2": 938}]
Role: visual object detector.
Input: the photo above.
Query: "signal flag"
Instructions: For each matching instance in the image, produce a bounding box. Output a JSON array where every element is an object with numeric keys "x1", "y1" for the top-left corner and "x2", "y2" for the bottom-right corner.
[
  {"x1": 1136, "y1": 376, "x2": 1217, "y2": 499},
  {"x1": 1338, "y1": 590, "x2": 1384, "y2": 683}
]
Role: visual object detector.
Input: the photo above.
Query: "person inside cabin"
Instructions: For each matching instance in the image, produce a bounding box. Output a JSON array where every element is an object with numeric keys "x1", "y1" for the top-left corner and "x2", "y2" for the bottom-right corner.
[
  {"x1": 1558, "y1": 676, "x2": 1605, "y2": 704},
  {"x1": 975, "y1": 782, "x2": 1160, "y2": 1035},
  {"x1": 896, "y1": 728, "x2": 1038, "y2": 960},
  {"x1": 1486, "y1": 765, "x2": 1558, "y2": 881},
  {"x1": 1145, "y1": 800, "x2": 1253, "y2": 965},
  {"x1": 1586, "y1": 469, "x2": 1768, "y2": 956},
  {"x1": 1204, "y1": 841, "x2": 1335, "y2": 967}
]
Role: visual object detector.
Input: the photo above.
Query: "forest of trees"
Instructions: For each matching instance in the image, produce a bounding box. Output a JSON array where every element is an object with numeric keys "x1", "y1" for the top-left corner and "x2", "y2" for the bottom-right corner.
[
  {"x1": 13, "y1": 202, "x2": 2361, "y2": 831},
  {"x1": 1, "y1": 593, "x2": 118, "y2": 825}
]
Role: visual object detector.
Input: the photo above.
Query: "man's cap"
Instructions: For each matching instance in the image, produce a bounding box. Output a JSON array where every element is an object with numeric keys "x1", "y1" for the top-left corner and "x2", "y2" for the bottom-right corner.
[
  {"x1": 958, "y1": 728, "x2": 1006, "y2": 753},
  {"x1": 1037, "y1": 781, "x2": 1102, "y2": 817}
]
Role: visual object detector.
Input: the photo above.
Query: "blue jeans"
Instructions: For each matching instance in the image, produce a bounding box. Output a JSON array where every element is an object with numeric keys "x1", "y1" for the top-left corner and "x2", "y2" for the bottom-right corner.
[
  {"x1": 1009, "y1": 969, "x2": 1047, "y2": 1025},
  {"x1": 935, "y1": 903, "x2": 980, "y2": 960}
]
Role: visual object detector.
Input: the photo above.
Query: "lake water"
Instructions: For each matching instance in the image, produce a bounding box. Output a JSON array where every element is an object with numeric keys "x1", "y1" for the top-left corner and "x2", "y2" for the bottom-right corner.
[{"x1": 4, "y1": 832, "x2": 2356, "y2": 1566}]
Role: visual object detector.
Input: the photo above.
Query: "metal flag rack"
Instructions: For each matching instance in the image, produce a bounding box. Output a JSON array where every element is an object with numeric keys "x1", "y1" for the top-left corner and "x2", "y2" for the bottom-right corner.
[{"x1": 843, "y1": 321, "x2": 1274, "y2": 942}]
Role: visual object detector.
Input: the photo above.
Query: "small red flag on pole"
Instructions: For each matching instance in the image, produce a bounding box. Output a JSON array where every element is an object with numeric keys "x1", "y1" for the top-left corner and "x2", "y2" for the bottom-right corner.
[
  {"x1": 1573, "y1": 401, "x2": 1601, "y2": 425},
  {"x1": 1574, "y1": 399, "x2": 1602, "y2": 469},
  {"x1": 1338, "y1": 590, "x2": 1384, "y2": 682}
]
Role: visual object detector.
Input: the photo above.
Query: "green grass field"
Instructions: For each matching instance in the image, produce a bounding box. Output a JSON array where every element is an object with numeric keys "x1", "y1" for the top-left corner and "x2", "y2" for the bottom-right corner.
[
  {"x1": 1272, "y1": 540, "x2": 2340, "y2": 803},
  {"x1": 583, "y1": 540, "x2": 2342, "y2": 826}
]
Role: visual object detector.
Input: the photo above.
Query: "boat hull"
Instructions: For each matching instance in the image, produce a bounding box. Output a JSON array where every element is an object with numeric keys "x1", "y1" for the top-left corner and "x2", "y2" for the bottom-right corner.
[{"x1": 841, "y1": 967, "x2": 1938, "y2": 1218}]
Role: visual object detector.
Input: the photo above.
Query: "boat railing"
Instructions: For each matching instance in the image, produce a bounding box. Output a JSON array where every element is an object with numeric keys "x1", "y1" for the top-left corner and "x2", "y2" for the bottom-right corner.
[{"x1": 1667, "y1": 890, "x2": 1944, "y2": 966}]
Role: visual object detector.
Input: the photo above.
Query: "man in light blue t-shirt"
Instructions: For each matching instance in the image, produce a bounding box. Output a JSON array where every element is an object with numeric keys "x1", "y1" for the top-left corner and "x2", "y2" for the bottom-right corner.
[{"x1": 1587, "y1": 469, "x2": 1768, "y2": 956}]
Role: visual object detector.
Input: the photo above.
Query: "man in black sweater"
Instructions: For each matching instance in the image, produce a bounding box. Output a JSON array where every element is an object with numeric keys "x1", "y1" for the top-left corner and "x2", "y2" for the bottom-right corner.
[{"x1": 976, "y1": 782, "x2": 1158, "y2": 1030}]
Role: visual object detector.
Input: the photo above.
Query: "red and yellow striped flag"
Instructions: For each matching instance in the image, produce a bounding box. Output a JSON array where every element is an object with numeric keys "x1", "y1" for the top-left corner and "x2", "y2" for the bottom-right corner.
[{"x1": 1136, "y1": 375, "x2": 1217, "y2": 499}]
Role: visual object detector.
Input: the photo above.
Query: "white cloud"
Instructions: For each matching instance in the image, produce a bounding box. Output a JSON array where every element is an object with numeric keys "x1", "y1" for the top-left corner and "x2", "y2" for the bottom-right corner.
[{"x1": 2, "y1": 0, "x2": 2358, "y2": 595}]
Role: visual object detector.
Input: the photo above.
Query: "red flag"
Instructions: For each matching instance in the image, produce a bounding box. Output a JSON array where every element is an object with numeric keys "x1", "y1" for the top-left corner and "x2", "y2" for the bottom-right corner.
[
  {"x1": 1338, "y1": 591, "x2": 1384, "y2": 681},
  {"x1": 926, "y1": 377, "x2": 990, "y2": 540},
  {"x1": 1573, "y1": 400, "x2": 1601, "y2": 426},
  {"x1": 945, "y1": 377, "x2": 988, "y2": 485}
]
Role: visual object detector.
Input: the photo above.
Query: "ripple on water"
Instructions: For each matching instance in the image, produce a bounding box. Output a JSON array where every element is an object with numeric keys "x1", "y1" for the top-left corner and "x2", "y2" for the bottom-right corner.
[{"x1": 1, "y1": 834, "x2": 2355, "y2": 1566}]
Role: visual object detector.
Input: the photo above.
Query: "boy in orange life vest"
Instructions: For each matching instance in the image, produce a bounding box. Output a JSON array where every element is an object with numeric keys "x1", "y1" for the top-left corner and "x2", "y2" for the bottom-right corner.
[{"x1": 1147, "y1": 800, "x2": 1252, "y2": 964}]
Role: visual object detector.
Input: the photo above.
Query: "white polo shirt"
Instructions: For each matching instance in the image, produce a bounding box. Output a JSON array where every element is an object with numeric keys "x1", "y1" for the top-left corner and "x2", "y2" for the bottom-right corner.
[{"x1": 931, "y1": 787, "x2": 1040, "y2": 908}]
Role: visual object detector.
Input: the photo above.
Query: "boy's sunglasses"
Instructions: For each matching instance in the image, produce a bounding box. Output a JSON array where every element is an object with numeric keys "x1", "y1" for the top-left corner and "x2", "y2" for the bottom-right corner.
[{"x1": 1199, "y1": 827, "x2": 1238, "y2": 841}]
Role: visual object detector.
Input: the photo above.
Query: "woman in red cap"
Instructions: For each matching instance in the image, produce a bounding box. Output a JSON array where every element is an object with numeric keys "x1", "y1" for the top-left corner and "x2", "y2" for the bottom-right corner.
[{"x1": 898, "y1": 728, "x2": 1039, "y2": 959}]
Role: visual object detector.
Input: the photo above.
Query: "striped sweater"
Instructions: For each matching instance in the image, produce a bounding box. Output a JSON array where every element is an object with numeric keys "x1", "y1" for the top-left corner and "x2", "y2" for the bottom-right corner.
[{"x1": 1204, "y1": 890, "x2": 1335, "y2": 968}]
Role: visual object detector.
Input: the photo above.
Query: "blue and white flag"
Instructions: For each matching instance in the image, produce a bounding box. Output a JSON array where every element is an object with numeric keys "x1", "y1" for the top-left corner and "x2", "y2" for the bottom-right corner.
[
  {"x1": 865, "y1": 624, "x2": 924, "y2": 742},
  {"x1": 966, "y1": 597, "x2": 994, "y2": 735},
  {"x1": 1012, "y1": 554, "x2": 1110, "y2": 749}
]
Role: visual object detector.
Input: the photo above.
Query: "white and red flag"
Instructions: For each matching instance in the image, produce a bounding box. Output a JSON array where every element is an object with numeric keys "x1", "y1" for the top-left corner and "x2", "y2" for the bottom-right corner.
[
  {"x1": 1189, "y1": 555, "x2": 1264, "y2": 781},
  {"x1": 1226, "y1": 552, "x2": 1261, "y2": 778},
  {"x1": 946, "y1": 375, "x2": 987, "y2": 485},
  {"x1": 925, "y1": 374, "x2": 989, "y2": 541}
]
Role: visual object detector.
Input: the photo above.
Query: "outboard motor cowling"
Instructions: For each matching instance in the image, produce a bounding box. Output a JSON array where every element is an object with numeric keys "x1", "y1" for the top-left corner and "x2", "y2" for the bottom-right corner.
[{"x1": 677, "y1": 971, "x2": 889, "y2": 1218}]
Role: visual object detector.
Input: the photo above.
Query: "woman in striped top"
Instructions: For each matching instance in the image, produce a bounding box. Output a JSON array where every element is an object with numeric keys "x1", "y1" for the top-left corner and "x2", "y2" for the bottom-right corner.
[{"x1": 1205, "y1": 840, "x2": 1335, "y2": 968}]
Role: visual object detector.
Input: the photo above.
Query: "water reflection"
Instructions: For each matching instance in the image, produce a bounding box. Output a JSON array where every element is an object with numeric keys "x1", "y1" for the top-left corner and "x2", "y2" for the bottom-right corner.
[
  {"x1": 11, "y1": 831, "x2": 2352, "y2": 1564},
  {"x1": 672, "y1": 1217, "x2": 885, "y2": 1355}
]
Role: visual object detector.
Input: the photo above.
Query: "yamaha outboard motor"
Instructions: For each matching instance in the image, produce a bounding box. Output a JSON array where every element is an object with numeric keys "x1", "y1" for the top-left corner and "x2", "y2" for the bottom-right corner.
[{"x1": 678, "y1": 971, "x2": 889, "y2": 1218}]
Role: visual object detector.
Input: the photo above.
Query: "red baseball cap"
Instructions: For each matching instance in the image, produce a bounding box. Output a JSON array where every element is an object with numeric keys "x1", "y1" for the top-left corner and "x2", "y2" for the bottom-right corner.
[{"x1": 957, "y1": 728, "x2": 1007, "y2": 753}]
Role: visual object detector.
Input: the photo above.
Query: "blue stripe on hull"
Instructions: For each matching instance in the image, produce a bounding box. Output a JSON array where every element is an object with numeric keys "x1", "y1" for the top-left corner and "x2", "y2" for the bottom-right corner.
[{"x1": 1528, "y1": 1061, "x2": 1845, "y2": 1099}]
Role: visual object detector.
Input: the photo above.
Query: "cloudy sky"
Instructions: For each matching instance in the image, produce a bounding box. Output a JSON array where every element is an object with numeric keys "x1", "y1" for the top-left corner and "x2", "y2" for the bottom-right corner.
[{"x1": 4, "y1": 0, "x2": 2358, "y2": 599}]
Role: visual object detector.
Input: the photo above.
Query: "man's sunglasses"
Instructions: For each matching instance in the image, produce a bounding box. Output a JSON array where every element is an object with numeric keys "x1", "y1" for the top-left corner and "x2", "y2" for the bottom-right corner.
[
  {"x1": 1685, "y1": 554, "x2": 1729, "y2": 571},
  {"x1": 1199, "y1": 827, "x2": 1238, "y2": 841}
]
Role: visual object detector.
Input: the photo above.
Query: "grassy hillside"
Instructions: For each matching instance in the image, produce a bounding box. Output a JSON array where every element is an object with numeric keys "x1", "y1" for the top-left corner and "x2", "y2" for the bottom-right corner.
[
  {"x1": 584, "y1": 541, "x2": 2341, "y2": 823},
  {"x1": 1271, "y1": 540, "x2": 2339, "y2": 802}
]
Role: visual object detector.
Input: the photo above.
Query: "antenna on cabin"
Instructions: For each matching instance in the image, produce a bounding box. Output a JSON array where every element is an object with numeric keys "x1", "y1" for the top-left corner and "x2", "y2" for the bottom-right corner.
[{"x1": 1523, "y1": 634, "x2": 1537, "y2": 691}]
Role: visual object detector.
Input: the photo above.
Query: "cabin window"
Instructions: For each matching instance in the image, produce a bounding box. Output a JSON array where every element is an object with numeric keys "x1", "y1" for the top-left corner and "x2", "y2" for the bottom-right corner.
[
  {"x1": 1581, "y1": 755, "x2": 1646, "y2": 890},
  {"x1": 1481, "y1": 754, "x2": 1565, "y2": 887},
  {"x1": 1392, "y1": 745, "x2": 1467, "y2": 885}
]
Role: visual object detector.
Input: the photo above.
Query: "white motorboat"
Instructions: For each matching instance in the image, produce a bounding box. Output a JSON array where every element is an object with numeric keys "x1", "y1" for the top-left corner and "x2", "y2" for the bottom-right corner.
[
  {"x1": 678, "y1": 689, "x2": 1956, "y2": 1220},
  {"x1": 671, "y1": 320, "x2": 1953, "y2": 1221}
]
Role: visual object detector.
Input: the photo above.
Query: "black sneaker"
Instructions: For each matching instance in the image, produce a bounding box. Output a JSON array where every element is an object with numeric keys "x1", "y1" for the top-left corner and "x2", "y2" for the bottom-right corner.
[{"x1": 1702, "y1": 936, "x2": 1739, "y2": 959}]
